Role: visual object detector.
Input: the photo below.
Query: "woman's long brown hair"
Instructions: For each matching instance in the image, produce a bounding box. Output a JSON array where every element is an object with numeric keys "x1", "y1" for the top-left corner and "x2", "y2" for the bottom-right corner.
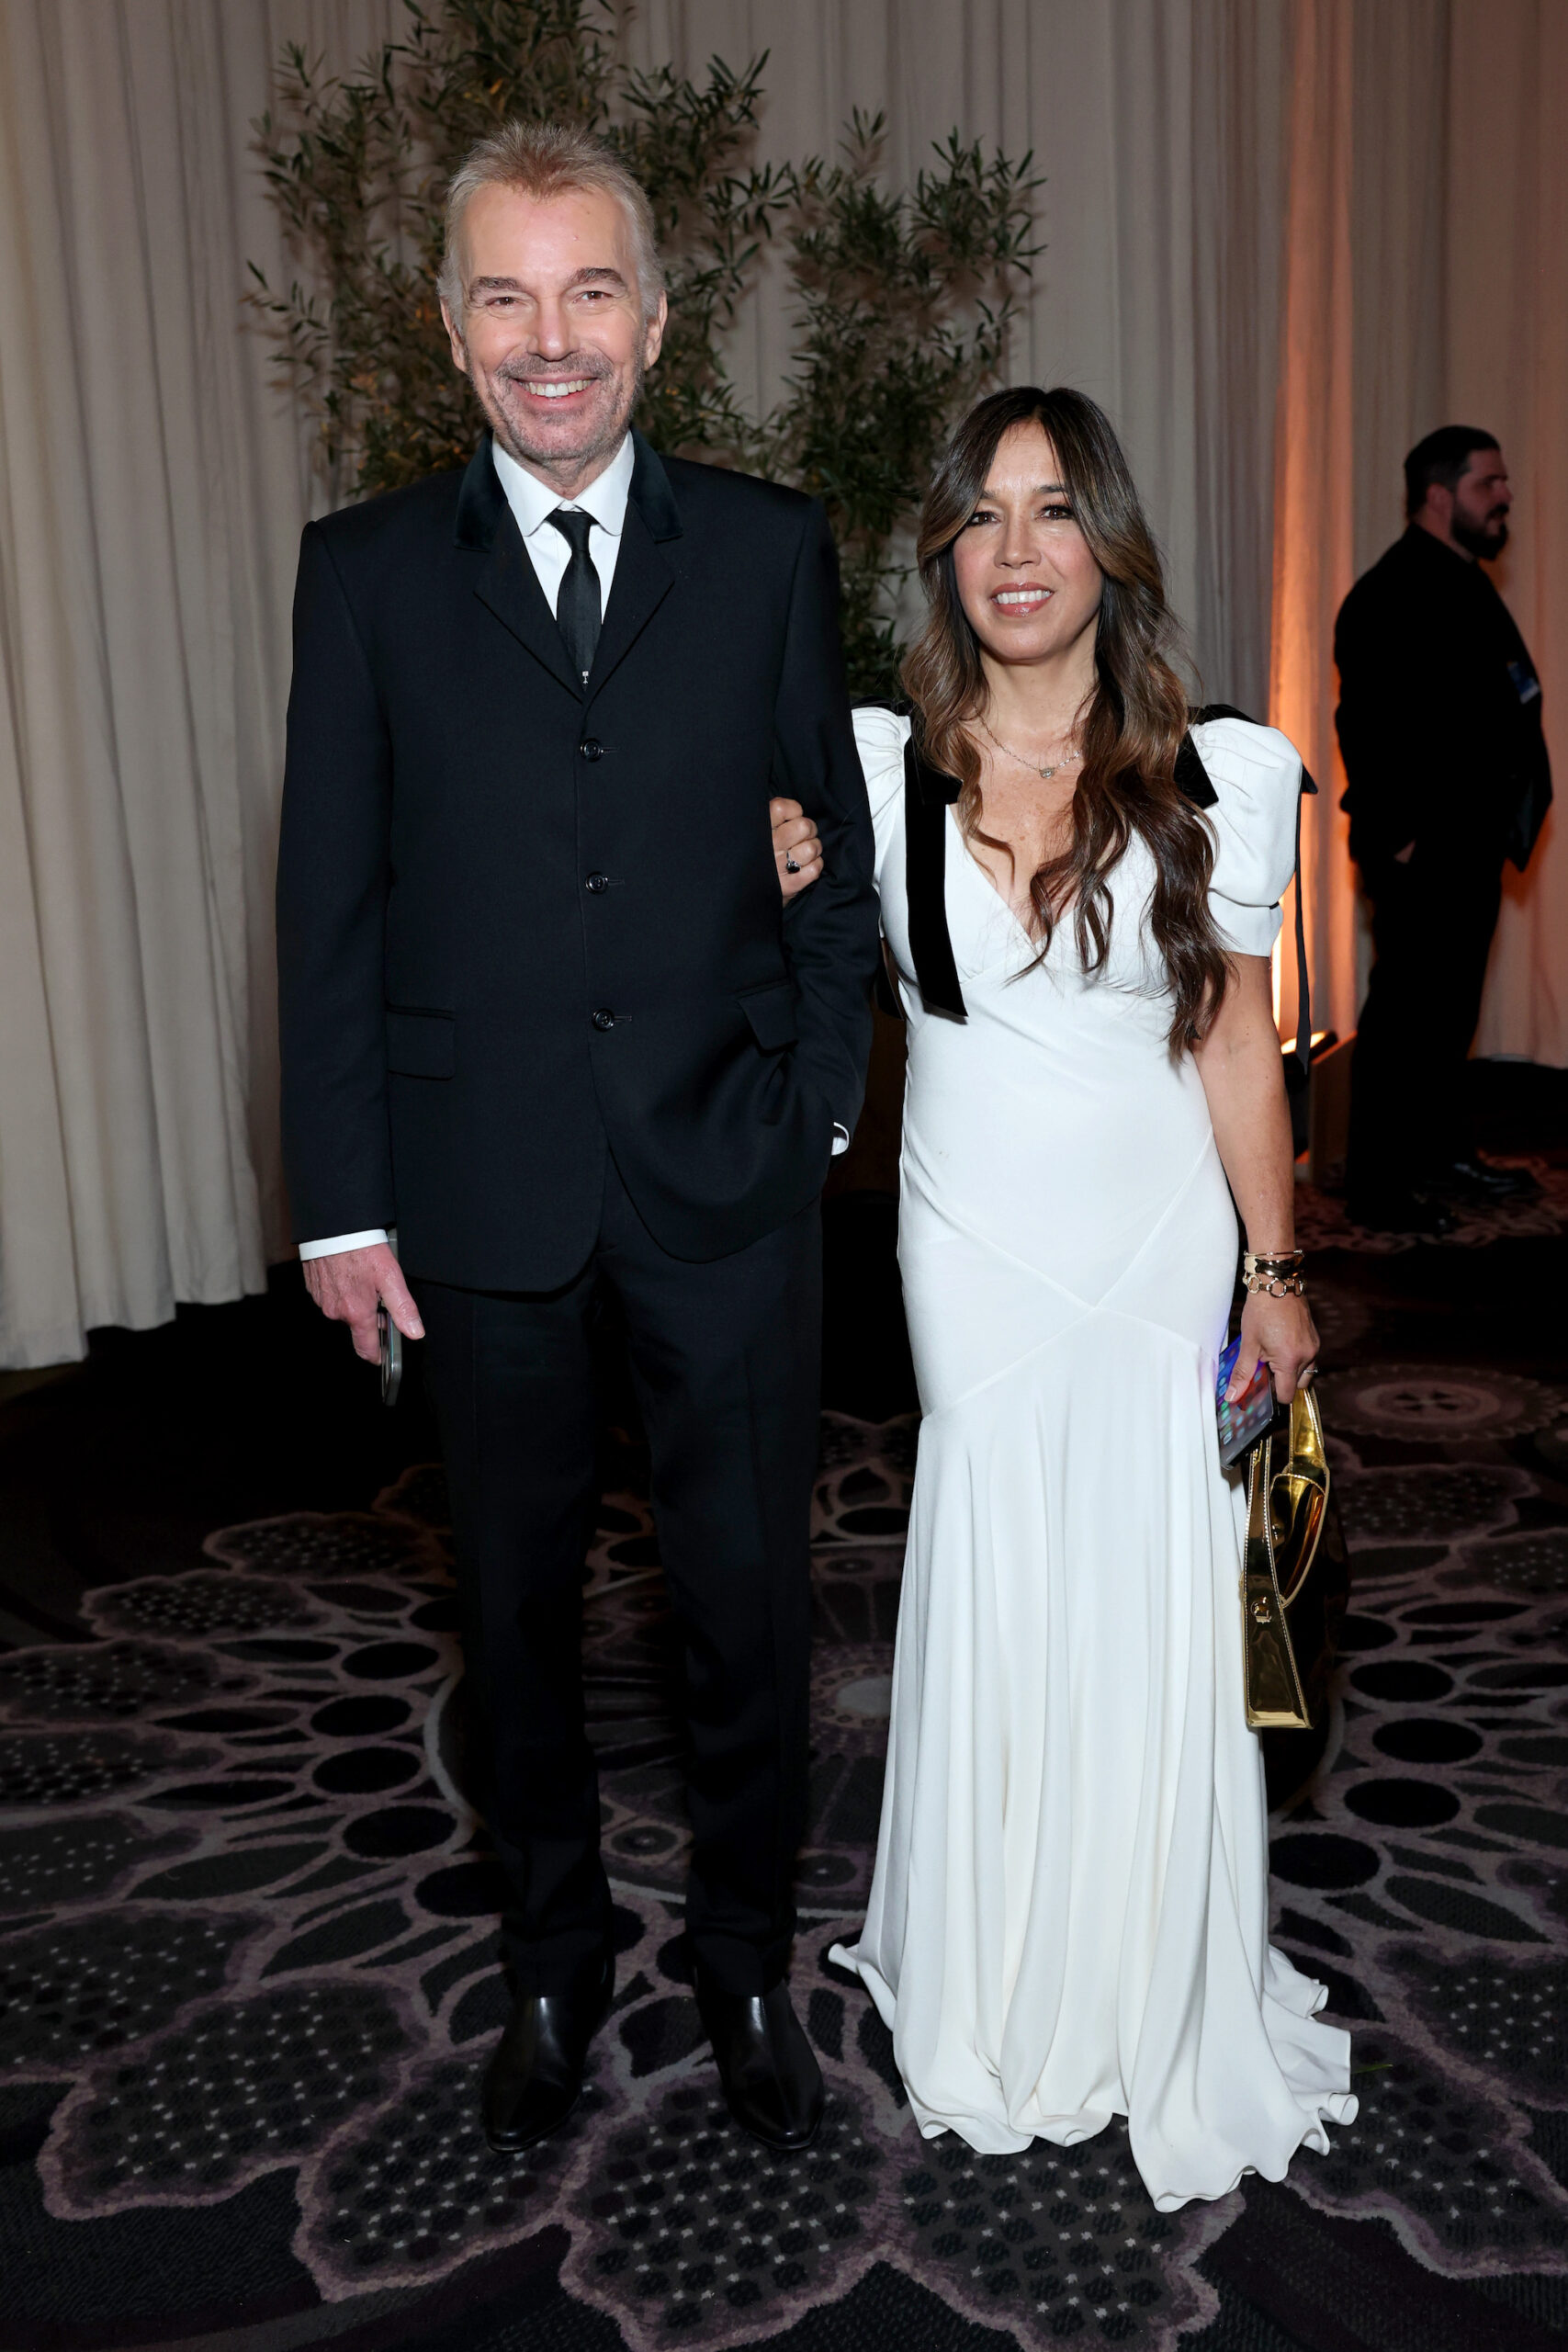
[{"x1": 901, "y1": 385, "x2": 1231, "y2": 1051}]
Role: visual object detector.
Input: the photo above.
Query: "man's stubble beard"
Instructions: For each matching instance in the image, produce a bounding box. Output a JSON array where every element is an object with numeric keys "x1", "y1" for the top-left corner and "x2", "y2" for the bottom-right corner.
[{"x1": 480, "y1": 345, "x2": 648, "y2": 478}]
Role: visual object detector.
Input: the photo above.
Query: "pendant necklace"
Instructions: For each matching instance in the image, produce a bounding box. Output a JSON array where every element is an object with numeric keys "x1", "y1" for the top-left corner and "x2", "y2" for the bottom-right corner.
[{"x1": 979, "y1": 716, "x2": 1083, "y2": 783}]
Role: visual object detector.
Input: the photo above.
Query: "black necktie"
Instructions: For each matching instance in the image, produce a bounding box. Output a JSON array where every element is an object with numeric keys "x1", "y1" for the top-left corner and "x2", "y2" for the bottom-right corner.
[{"x1": 547, "y1": 508, "x2": 602, "y2": 686}]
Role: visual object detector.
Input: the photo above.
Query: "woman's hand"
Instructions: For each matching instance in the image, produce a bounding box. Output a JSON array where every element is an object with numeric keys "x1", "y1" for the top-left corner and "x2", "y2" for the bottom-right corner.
[
  {"x1": 1231, "y1": 1287, "x2": 1319, "y2": 1403},
  {"x1": 771, "y1": 797, "x2": 822, "y2": 899}
]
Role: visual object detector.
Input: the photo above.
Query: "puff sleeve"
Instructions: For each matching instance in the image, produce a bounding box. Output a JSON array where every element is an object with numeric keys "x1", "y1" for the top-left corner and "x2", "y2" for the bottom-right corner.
[
  {"x1": 852, "y1": 705, "x2": 911, "y2": 889},
  {"x1": 1193, "y1": 717, "x2": 1303, "y2": 956}
]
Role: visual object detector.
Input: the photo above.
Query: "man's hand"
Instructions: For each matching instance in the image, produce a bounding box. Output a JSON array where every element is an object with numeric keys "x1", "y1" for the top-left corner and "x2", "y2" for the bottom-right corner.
[
  {"x1": 302, "y1": 1243, "x2": 423, "y2": 1365},
  {"x1": 771, "y1": 797, "x2": 822, "y2": 899}
]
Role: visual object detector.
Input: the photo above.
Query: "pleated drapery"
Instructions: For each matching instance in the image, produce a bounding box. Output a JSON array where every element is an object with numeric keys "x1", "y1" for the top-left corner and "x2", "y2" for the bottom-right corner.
[
  {"x1": 0, "y1": 0, "x2": 1562, "y2": 1367},
  {"x1": 1265, "y1": 0, "x2": 1568, "y2": 1055},
  {"x1": 0, "y1": 1, "x2": 398, "y2": 1366},
  {"x1": 1449, "y1": 3, "x2": 1568, "y2": 1063}
]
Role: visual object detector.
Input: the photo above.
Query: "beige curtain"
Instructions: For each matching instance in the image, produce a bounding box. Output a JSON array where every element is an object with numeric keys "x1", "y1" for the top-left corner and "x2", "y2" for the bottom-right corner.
[
  {"x1": 0, "y1": 0, "x2": 1562, "y2": 1367},
  {"x1": 1271, "y1": 0, "x2": 1567, "y2": 1058},
  {"x1": 632, "y1": 0, "x2": 1291, "y2": 706},
  {"x1": 0, "y1": 0, "x2": 394, "y2": 1367},
  {"x1": 1453, "y1": 3, "x2": 1568, "y2": 1063},
  {"x1": 1267, "y1": 0, "x2": 1355, "y2": 1047}
]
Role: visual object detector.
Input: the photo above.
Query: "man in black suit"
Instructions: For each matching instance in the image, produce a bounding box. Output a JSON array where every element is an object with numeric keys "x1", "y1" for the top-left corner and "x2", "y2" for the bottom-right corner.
[
  {"x1": 276, "y1": 120, "x2": 879, "y2": 2154},
  {"x1": 1335, "y1": 426, "x2": 1551, "y2": 1233}
]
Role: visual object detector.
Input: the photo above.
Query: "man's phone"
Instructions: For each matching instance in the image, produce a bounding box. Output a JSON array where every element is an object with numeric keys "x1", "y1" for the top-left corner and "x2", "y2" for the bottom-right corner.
[
  {"x1": 1216, "y1": 1336, "x2": 1275, "y2": 1468},
  {"x1": 378, "y1": 1302, "x2": 402, "y2": 1408},
  {"x1": 378, "y1": 1228, "x2": 403, "y2": 1408}
]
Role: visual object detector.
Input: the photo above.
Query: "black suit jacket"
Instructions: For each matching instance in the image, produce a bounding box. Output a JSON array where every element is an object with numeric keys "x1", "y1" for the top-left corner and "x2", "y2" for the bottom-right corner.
[
  {"x1": 1334, "y1": 526, "x2": 1551, "y2": 871},
  {"x1": 276, "y1": 432, "x2": 879, "y2": 1288}
]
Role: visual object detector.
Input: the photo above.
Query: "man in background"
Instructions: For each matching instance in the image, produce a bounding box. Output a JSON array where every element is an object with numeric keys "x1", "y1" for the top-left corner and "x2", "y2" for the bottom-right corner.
[{"x1": 1335, "y1": 427, "x2": 1551, "y2": 1234}]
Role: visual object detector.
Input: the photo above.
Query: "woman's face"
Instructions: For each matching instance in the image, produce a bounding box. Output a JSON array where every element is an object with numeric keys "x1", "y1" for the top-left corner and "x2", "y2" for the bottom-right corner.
[{"x1": 949, "y1": 422, "x2": 1104, "y2": 668}]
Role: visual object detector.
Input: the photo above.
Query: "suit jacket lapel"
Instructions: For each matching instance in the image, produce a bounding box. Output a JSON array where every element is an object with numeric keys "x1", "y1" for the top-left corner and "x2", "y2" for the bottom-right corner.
[
  {"x1": 456, "y1": 438, "x2": 583, "y2": 701},
  {"x1": 457, "y1": 431, "x2": 684, "y2": 702},
  {"x1": 587, "y1": 431, "x2": 682, "y2": 699}
]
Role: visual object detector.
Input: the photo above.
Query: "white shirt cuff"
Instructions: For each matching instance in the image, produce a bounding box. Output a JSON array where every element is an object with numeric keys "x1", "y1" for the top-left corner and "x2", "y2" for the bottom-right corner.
[{"x1": 830, "y1": 1124, "x2": 850, "y2": 1156}]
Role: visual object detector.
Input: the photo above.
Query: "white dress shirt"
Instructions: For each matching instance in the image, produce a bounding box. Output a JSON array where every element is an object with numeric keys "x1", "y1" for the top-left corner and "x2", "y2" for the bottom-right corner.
[
  {"x1": 491, "y1": 429, "x2": 634, "y2": 617},
  {"x1": 299, "y1": 433, "x2": 842, "y2": 1264}
]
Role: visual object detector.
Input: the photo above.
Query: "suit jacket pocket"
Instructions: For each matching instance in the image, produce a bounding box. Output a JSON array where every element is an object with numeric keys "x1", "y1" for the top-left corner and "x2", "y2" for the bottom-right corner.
[
  {"x1": 737, "y1": 978, "x2": 798, "y2": 1052},
  {"x1": 386, "y1": 1007, "x2": 456, "y2": 1079}
]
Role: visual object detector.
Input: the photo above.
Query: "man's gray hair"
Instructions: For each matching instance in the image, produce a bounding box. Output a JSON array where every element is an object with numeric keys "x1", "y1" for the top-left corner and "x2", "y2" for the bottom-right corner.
[{"x1": 437, "y1": 119, "x2": 665, "y2": 325}]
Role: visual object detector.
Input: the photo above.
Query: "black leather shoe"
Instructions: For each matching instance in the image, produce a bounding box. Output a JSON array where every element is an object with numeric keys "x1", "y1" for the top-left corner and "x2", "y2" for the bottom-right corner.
[
  {"x1": 1431, "y1": 1156, "x2": 1540, "y2": 1204},
  {"x1": 696, "y1": 1974, "x2": 824, "y2": 2151},
  {"x1": 1347, "y1": 1190, "x2": 1456, "y2": 1238},
  {"x1": 482, "y1": 1951, "x2": 614, "y2": 2154}
]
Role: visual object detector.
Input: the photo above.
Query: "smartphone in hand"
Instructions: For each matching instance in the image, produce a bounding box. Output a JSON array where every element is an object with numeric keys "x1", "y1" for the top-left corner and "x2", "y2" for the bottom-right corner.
[
  {"x1": 1216, "y1": 1337, "x2": 1275, "y2": 1467},
  {"x1": 378, "y1": 1300, "x2": 402, "y2": 1408}
]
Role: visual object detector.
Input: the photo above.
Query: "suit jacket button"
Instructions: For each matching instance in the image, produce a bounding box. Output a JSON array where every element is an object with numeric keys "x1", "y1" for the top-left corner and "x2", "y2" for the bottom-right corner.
[
  {"x1": 592, "y1": 1007, "x2": 615, "y2": 1031},
  {"x1": 585, "y1": 872, "x2": 609, "y2": 894},
  {"x1": 581, "y1": 738, "x2": 604, "y2": 761}
]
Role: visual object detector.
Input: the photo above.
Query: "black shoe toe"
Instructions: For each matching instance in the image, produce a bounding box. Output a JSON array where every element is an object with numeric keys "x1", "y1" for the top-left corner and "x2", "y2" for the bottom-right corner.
[
  {"x1": 483, "y1": 2058, "x2": 581, "y2": 2153},
  {"x1": 1432, "y1": 1156, "x2": 1540, "y2": 1204},
  {"x1": 481, "y1": 1953, "x2": 614, "y2": 2154},
  {"x1": 697, "y1": 1976, "x2": 824, "y2": 2151}
]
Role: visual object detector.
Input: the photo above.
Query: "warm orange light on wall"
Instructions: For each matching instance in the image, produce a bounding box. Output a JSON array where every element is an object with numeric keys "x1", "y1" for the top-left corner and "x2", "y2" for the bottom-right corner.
[{"x1": 1267, "y1": 0, "x2": 1359, "y2": 1054}]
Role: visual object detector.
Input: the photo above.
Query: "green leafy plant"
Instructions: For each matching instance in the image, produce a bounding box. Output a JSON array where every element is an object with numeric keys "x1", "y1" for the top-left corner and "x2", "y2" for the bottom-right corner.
[
  {"x1": 251, "y1": 0, "x2": 1037, "y2": 692},
  {"x1": 765, "y1": 110, "x2": 1037, "y2": 687}
]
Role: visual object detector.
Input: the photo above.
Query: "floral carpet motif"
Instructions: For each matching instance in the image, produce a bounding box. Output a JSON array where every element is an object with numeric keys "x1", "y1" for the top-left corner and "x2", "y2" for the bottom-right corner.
[{"x1": 5, "y1": 1331, "x2": 1568, "y2": 2347}]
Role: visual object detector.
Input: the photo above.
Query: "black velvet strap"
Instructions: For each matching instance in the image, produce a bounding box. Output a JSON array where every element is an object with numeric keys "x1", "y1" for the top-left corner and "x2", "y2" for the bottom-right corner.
[
  {"x1": 903, "y1": 735, "x2": 967, "y2": 1020},
  {"x1": 1175, "y1": 710, "x2": 1226, "y2": 807}
]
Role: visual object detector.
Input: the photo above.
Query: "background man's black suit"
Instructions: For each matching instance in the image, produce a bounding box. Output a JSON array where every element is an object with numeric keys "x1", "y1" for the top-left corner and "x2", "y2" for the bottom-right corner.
[
  {"x1": 1335, "y1": 526, "x2": 1551, "y2": 1206},
  {"x1": 277, "y1": 432, "x2": 879, "y2": 1996}
]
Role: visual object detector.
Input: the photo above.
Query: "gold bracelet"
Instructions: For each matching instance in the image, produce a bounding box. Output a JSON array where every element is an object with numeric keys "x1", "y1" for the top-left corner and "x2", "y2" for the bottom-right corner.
[
  {"x1": 1242, "y1": 1249, "x2": 1305, "y2": 1300},
  {"x1": 1242, "y1": 1267, "x2": 1306, "y2": 1298}
]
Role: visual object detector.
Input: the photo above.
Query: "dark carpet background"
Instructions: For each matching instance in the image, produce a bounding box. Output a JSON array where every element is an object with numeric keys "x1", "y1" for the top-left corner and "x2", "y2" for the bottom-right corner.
[{"x1": 3, "y1": 1065, "x2": 1566, "y2": 2352}]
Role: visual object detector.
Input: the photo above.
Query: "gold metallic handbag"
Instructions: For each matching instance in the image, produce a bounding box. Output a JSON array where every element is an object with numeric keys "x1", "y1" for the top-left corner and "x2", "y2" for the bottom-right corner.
[{"x1": 1242, "y1": 1386, "x2": 1349, "y2": 1731}]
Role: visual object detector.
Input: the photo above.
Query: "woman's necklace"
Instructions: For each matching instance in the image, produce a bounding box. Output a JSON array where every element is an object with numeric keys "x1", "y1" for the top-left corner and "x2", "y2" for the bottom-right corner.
[{"x1": 978, "y1": 715, "x2": 1084, "y2": 783}]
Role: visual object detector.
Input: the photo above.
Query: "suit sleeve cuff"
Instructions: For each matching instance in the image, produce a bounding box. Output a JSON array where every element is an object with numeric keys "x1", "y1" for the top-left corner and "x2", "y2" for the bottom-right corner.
[{"x1": 298, "y1": 1228, "x2": 389, "y2": 1261}]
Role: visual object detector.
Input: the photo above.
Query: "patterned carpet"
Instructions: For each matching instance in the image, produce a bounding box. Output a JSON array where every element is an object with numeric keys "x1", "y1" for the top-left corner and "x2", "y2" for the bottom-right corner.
[{"x1": 3, "y1": 1170, "x2": 1567, "y2": 2352}]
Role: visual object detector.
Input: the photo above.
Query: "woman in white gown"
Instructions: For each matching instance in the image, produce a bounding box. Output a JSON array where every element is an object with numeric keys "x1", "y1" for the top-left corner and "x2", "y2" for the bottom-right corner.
[{"x1": 827, "y1": 388, "x2": 1356, "y2": 2211}]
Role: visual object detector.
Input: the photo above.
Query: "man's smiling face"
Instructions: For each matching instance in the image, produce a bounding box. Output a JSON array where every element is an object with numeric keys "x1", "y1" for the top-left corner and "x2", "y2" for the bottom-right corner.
[{"x1": 442, "y1": 182, "x2": 666, "y2": 495}]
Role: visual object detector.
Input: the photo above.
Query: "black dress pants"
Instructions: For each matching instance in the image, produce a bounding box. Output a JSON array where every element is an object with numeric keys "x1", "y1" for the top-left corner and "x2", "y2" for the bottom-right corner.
[
  {"x1": 415, "y1": 1154, "x2": 821, "y2": 1998},
  {"x1": 1346, "y1": 838, "x2": 1505, "y2": 1198}
]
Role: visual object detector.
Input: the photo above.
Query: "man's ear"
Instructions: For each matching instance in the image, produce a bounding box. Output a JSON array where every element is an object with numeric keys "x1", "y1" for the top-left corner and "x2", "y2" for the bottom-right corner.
[
  {"x1": 440, "y1": 300, "x2": 469, "y2": 378},
  {"x1": 1423, "y1": 481, "x2": 1453, "y2": 532},
  {"x1": 643, "y1": 289, "x2": 668, "y2": 372}
]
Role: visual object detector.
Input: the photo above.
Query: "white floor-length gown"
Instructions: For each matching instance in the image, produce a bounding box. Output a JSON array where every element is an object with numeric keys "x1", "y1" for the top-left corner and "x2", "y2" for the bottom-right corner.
[{"x1": 831, "y1": 708, "x2": 1356, "y2": 2211}]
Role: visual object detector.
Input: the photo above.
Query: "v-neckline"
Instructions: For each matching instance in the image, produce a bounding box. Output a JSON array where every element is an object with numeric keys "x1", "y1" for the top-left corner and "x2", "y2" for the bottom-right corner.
[{"x1": 946, "y1": 805, "x2": 1039, "y2": 952}]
